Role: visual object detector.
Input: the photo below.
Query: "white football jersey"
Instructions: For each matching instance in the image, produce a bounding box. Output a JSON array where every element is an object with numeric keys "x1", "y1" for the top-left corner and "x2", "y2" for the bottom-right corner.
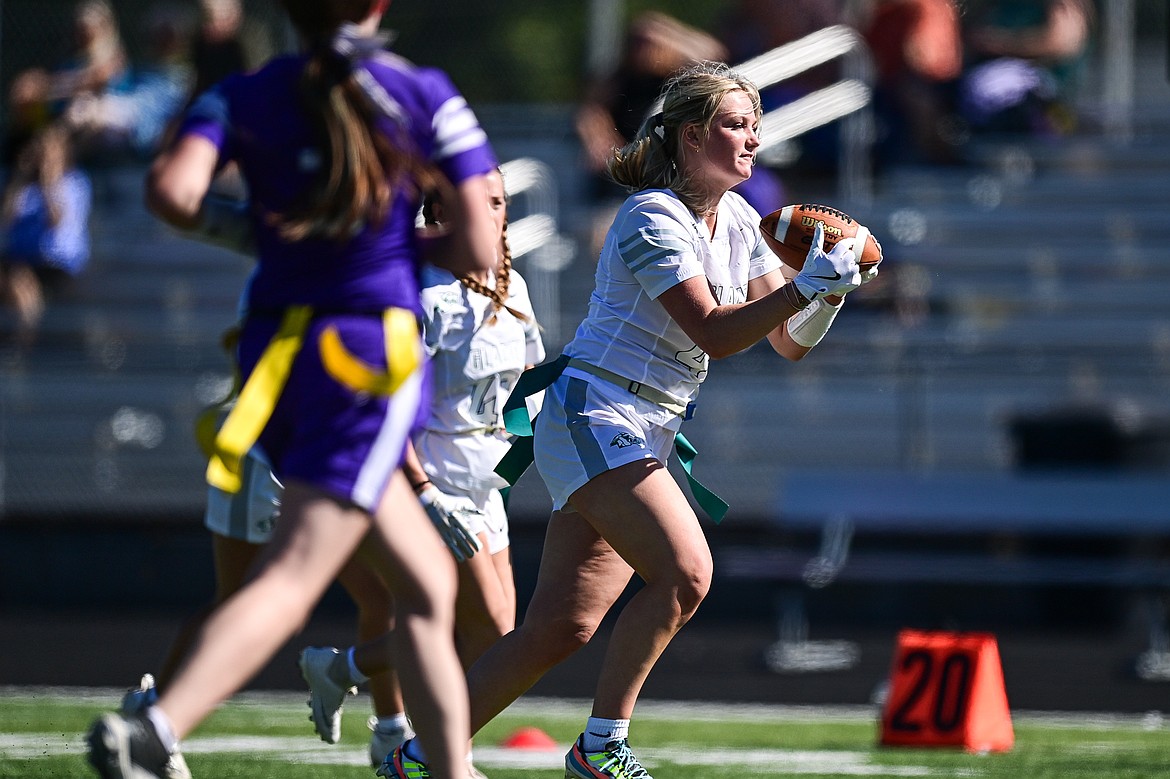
[
  {"x1": 415, "y1": 265, "x2": 545, "y2": 490},
  {"x1": 564, "y1": 188, "x2": 780, "y2": 416}
]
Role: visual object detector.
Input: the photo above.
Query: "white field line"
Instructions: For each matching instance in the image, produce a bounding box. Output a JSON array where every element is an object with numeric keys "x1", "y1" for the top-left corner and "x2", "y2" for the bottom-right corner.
[
  {"x1": 0, "y1": 733, "x2": 972, "y2": 777},
  {"x1": 3, "y1": 686, "x2": 1162, "y2": 729},
  {"x1": 0, "y1": 687, "x2": 1162, "y2": 778}
]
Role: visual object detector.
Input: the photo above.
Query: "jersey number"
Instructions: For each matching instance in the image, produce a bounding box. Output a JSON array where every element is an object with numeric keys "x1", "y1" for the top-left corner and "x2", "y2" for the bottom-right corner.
[
  {"x1": 469, "y1": 376, "x2": 500, "y2": 425},
  {"x1": 675, "y1": 344, "x2": 708, "y2": 381}
]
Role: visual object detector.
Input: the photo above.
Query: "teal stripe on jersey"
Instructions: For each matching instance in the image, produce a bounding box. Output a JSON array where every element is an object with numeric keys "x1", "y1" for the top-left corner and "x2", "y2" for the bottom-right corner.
[
  {"x1": 619, "y1": 232, "x2": 689, "y2": 274},
  {"x1": 618, "y1": 230, "x2": 689, "y2": 255},
  {"x1": 565, "y1": 377, "x2": 609, "y2": 479},
  {"x1": 626, "y1": 247, "x2": 673, "y2": 274},
  {"x1": 618, "y1": 227, "x2": 689, "y2": 249}
]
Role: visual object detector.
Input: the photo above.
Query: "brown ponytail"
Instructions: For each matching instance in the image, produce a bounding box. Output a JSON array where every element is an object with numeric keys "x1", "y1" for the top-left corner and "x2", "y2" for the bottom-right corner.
[{"x1": 274, "y1": 0, "x2": 439, "y2": 242}]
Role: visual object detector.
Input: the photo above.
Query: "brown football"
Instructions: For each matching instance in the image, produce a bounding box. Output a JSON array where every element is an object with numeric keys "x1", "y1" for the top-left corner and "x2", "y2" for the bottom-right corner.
[{"x1": 760, "y1": 203, "x2": 883, "y2": 272}]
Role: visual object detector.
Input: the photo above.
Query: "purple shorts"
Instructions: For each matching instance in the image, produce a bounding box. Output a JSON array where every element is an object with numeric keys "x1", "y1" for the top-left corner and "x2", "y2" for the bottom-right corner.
[{"x1": 239, "y1": 310, "x2": 430, "y2": 513}]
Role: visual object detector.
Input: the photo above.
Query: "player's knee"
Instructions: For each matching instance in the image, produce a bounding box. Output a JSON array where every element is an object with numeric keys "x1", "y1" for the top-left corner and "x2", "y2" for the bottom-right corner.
[
  {"x1": 487, "y1": 603, "x2": 515, "y2": 637},
  {"x1": 670, "y1": 556, "x2": 713, "y2": 618},
  {"x1": 525, "y1": 615, "x2": 598, "y2": 663},
  {"x1": 674, "y1": 578, "x2": 709, "y2": 619},
  {"x1": 395, "y1": 575, "x2": 458, "y2": 625}
]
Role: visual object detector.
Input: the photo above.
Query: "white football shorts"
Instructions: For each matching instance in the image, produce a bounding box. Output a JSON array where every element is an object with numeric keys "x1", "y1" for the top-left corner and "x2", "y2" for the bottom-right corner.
[
  {"x1": 430, "y1": 477, "x2": 510, "y2": 555},
  {"x1": 533, "y1": 373, "x2": 678, "y2": 512},
  {"x1": 204, "y1": 448, "x2": 283, "y2": 544}
]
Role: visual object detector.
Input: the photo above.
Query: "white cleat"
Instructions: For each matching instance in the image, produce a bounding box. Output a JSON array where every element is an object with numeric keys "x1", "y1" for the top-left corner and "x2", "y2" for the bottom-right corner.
[{"x1": 298, "y1": 646, "x2": 355, "y2": 744}]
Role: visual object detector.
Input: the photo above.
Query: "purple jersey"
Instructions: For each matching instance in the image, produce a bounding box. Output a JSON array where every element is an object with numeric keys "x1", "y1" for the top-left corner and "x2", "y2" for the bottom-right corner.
[{"x1": 178, "y1": 51, "x2": 498, "y2": 314}]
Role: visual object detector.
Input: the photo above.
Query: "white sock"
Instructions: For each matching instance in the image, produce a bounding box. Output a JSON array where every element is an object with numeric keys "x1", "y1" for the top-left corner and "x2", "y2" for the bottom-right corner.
[
  {"x1": 374, "y1": 713, "x2": 411, "y2": 734},
  {"x1": 346, "y1": 647, "x2": 369, "y2": 684},
  {"x1": 145, "y1": 706, "x2": 178, "y2": 753},
  {"x1": 582, "y1": 717, "x2": 630, "y2": 752}
]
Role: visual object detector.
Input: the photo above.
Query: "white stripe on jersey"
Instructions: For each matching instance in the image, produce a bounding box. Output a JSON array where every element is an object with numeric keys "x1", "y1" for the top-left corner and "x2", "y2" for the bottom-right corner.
[
  {"x1": 352, "y1": 364, "x2": 426, "y2": 511},
  {"x1": 432, "y1": 96, "x2": 490, "y2": 160}
]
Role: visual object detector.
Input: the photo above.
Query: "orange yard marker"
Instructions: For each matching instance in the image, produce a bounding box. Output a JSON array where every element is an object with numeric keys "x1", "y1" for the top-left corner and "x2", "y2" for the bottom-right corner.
[{"x1": 880, "y1": 629, "x2": 1014, "y2": 753}]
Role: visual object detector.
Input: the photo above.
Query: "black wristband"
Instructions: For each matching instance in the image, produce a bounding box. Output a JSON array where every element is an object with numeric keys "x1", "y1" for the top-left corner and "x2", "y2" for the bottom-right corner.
[
  {"x1": 782, "y1": 282, "x2": 812, "y2": 311},
  {"x1": 410, "y1": 479, "x2": 432, "y2": 493}
]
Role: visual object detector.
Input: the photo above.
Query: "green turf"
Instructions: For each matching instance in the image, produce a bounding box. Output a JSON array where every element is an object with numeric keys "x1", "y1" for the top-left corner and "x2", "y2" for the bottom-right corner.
[{"x1": 2, "y1": 688, "x2": 1169, "y2": 778}]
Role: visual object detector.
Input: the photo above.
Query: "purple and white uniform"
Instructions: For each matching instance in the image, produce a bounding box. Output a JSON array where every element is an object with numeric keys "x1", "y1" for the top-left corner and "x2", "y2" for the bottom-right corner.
[{"x1": 177, "y1": 50, "x2": 497, "y2": 511}]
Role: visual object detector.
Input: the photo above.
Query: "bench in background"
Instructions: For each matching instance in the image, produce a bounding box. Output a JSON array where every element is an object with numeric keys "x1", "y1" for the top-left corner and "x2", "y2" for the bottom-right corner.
[{"x1": 717, "y1": 469, "x2": 1170, "y2": 677}]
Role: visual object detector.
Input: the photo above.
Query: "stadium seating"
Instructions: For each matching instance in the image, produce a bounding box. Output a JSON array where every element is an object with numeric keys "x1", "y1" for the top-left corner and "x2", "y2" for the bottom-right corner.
[{"x1": 2, "y1": 37, "x2": 1168, "y2": 666}]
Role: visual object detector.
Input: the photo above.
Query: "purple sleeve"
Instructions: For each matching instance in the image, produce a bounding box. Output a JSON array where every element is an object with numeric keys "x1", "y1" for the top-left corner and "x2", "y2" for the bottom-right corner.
[
  {"x1": 416, "y1": 67, "x2": 497, "y2": 185},
  {"x1": 176, "y1": 83, "x2": 233, "y2": 159}
]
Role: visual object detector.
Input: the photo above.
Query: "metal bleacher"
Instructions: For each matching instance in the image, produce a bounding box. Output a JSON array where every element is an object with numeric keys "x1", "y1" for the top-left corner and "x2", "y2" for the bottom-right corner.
[
  {"x1": 697, "y1": 34, "x2": 1170, "y2": 672},
  {"x1": 3, "y1": 29, "x2": 1170, "y2": 531},
  {"x1": 1, "y1": 167, "x2": 252, "y2": 518}
]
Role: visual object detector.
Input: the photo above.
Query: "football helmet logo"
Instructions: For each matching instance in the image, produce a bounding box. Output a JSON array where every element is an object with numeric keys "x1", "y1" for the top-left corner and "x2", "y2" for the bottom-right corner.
[{"x1": 610, "y1": 432, "x2": 645, "y2": 449}]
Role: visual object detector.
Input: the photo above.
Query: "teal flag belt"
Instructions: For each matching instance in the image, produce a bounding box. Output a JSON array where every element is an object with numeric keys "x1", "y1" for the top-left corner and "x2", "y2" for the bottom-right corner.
[{"x1": 495, "y1": 354, "x2": 729, "y2": 523}]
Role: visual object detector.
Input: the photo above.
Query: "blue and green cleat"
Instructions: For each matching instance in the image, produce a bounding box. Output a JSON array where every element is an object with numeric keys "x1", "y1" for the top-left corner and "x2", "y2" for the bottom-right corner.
[
  {"x1": 564, "y1": 734, "x2": 652, "y2": 779},
  {"x1": 376, "y1": 741, "x2": 432, "y2": 779}
]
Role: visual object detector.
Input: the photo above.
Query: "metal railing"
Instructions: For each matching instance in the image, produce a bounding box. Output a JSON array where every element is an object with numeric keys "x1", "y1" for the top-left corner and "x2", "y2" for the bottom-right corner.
[
  {"x1": 734, "y1": 24, "x2": 875, "y2": 207},
  {"x1": 645, "y1": 24, "x2": 875, "y2": 206},
  {"x1": 499, "y1": 156, "x2": 574, "y2": 346}
]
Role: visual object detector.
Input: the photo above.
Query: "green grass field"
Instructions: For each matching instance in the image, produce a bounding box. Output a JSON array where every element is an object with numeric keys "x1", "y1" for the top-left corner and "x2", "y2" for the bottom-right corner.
[{"x1": 2, "y1": 687, "x2": 1169, "y2": 778}]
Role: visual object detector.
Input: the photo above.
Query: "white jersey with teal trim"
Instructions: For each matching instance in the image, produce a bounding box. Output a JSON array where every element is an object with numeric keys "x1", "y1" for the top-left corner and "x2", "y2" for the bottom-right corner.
[
  {"x1": 416, "y1": 265, "x2": 545, "y2": 490},
  {"x1": 564, "y1": 188, "x2": 780, "y2": 416}
]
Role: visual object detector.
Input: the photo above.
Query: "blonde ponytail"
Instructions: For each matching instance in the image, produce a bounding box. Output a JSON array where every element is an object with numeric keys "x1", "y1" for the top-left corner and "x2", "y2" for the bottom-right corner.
[{"x1": 607, "y1": 61, "x2": 760, "y2": 214}]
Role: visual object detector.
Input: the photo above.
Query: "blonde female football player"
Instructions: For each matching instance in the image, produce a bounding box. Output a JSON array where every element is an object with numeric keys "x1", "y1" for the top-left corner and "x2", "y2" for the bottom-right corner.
[
  {"x1": 299, "y1": 167, "x2": 545, "y2": 772},
  {"x1": 379, "y1": 61, "x2": 877, "y2": 779}
]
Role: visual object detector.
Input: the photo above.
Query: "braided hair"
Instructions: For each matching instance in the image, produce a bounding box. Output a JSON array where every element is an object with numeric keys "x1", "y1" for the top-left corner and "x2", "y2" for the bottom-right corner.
[
  {"x1": 461, "y1": 213, "x2": 529, "y2": 324},
  {"x1": 422, "y1": 171, "x2": 528, "y2": 325}
]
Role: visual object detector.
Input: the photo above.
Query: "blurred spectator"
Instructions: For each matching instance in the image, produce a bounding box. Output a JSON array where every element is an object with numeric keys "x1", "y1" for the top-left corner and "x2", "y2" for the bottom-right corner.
[
  {"x1": 575, "y1": 11, "x2": 727, "y2": 201},
  {"x1": 64, "y1": 3, "x2": 196, "y2": 160},
  {"x1": 3, "y1": 1, "x2": 131, "y2": 166},
  {"x1": 0, "y1": 125, "x2": 92, "y2": 354},
  {"x1": 858, "y1": 0, "x2": 967, "y2": 166},
  {"x1": 574, "y1": 12, "x2": 728, "y2": 253},
  {"x1": 4, "y1": 69, "x2": 55, "y2": 169},
  {"x1": 959, "y1": 0, "x2": 1093, "y2": 136},
  {"x1": 574, "y1": 12, "x2": 789, "y2": 250},
  {"x1": 47, "y1": 0, "x2": 133, "y2": 109},
  {"x1": 190, "y1": 0, "x2": 273, "y2": 99},
  {"x1": 717, "y1": 0, "x2": 844, "y2": 178}
]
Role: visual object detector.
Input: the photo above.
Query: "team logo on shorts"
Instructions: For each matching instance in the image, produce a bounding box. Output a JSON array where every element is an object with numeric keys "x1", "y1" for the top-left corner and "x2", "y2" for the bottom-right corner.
[{"x1": 610, "y1": 432, "x2": 645, "y2": 449}]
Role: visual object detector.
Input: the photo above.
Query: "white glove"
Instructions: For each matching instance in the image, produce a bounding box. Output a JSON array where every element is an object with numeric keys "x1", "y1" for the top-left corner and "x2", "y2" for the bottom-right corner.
[
  {"x1": 188, "y1": 194, "x2": 255, "y2": 256},
  {"x1": 854, "y1": 226, "x2": 880, "y2": 287},
  {"x1": 793, "y1": 222, "x2": 862, "y2": 301},
  {"x1": 418, "y1": 486, "x2": 484, "y2": 562}
]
